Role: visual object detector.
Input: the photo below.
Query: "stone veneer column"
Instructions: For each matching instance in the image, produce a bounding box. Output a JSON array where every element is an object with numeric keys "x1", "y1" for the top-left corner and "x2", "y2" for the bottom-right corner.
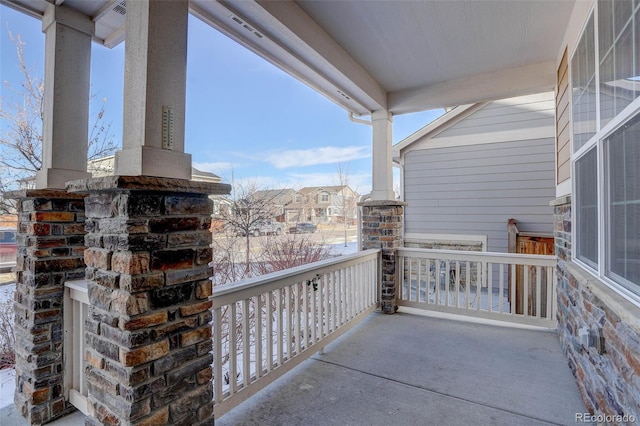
[
  {"x1": 359, "y1": 200, "x2": 405, "y2": 314},
  {"x1": 553, "y1": 195, "x2": 640, "y2": 419},
  {"x1": 67, "y1": 176, "x2": 230, "y2": 426},
  {"x1": 7, "y1": 189, "x2": 87, "y2": 424}
]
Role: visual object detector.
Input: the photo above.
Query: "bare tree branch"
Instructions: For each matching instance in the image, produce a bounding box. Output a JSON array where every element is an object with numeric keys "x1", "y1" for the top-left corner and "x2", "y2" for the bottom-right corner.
[
  {"x1": 216, "y1": 181, "x2": 287, "y2": 273},
  {"x1": 0, "y1": 29, "x2": 118, "y2": 212}
]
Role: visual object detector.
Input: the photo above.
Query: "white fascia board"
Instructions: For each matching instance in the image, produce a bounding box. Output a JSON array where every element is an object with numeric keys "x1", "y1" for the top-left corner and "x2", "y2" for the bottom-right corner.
[
  {"x1": 244, "y1": 0, "x2": 387, "y2": 111},
  {"x1": 0, "y1": 0, "x2": 46, "y2": 20},
  {"x1": 389, "y1": 61, "x2": 556, "y2": 114},
  {"x1": 191, "y1": 2, "x2": 379, "y2": 114},
  {"x1": 393, "y1": 103, "x2": 483, "y2": 156},
  {"x1": 253, "y1": 0, "x2": 386, "y2": 109}
]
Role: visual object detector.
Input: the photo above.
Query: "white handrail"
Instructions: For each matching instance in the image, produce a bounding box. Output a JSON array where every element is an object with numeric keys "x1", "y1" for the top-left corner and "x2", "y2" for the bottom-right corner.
[
  {"x1": 396, "y1": 248, "x2": 557, "y2": 328},
  {"x1": 398, "y1": 247, "x2": 556, "y2": 266},
  {"x1": 212, "y1": 250, "x2": 381, "y2": 300},
  {"x1": 212, "y1": 249, "x2": 380, "y2": 418}
]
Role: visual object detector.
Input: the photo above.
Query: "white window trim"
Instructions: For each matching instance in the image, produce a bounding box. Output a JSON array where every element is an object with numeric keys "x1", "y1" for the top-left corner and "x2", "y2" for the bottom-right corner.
[{"x1": 569, "y1": 3, "x2": 640, "y2": 307}]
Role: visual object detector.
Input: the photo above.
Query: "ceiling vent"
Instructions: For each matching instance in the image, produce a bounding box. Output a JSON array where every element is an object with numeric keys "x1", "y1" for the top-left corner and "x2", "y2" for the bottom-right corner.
[
  {"x1": 229, "y1": 14, "x2": 264, "y2": 39},
  {"x1": 337, "y1": 90, "x2": 351, "y2": 100},
  {"x1": 112, "y1": 1, "x2": 126, "y2": 16},
  {"x1": 92, "y1": 0, "x2": 128, "y2": 48}
]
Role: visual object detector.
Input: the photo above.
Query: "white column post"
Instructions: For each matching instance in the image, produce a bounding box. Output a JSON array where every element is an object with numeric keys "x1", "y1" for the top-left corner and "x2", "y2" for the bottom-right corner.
[
  {"x1": 115, "y1": 0, "x2": 192, "y2": 179},
  {"x1": 35, "y1": 4, "x2": 94, "y2": 189},
  {"x1": 371, "y1": 110, "x2": 395, "y2": 201}
]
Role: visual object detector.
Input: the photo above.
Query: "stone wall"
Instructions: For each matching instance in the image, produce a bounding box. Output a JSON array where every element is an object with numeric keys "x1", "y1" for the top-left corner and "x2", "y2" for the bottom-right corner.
[
  {"x1": 553, "y1": 195, "x2": 640, "y2": 420},
  {"x1": 9, "y1": 189, "x2": 87, "y2": 424},
  {"x1": 68, "y1": 176, "x2": 230, "y2": 426},
  {"x1": 359, "y1": 200, "x2": 405, "y2": 314}
]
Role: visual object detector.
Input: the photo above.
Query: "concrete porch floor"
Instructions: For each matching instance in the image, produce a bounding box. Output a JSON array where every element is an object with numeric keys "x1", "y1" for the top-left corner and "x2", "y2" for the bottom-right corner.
[
  {"x1": 218, "y1": 311, "x2": 587, "y2": 426},
  {"x1": 0, "y1": 311, "x2": 586, "y2": 425}
]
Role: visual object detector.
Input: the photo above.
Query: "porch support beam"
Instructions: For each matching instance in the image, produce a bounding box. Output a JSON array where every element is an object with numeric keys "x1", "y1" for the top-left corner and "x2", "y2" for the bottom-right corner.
[
  {"x1": 67, "y1": 176, "x2": 230, "y2": 425},
  {"x1": 371, "y1": 110, "x2": 395, "y2": 201},
  {"x1": 389, "y1": 61, "x2": 556, "y2": 114},
  {"x1": 8, "y1": 189, "x2": 87, "y2": 424},
  {"x1": 115, "y1": 0, "x2": 192, "y2": 179},
  {"x1": 359, "y1": 200, "x2": 405, "y2": 314},
  {"x1": 35, "y1": 4, "x2": 94, "y2": 189}
]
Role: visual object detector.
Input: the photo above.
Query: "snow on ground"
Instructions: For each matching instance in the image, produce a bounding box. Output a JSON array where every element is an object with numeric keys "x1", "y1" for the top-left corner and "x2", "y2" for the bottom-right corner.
[
  {"x1": 328, "y1": 241, "x2": 358, "y2": 256},
  {"x1": 0, "y1": 243, "x2": 361, "y2": 410},
  {"x1": 0, "y1": 282, "x2": 15, "y2": 409},
  {"x1": 0, "y1": 368, "x2": 15, "y2": 409}
]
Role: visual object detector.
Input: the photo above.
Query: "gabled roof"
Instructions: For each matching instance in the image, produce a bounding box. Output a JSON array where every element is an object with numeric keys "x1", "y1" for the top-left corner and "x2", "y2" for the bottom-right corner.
[
  {"x1": 191, "y1": 167, "x2": 221, "y2": 183},
  {"x1": 298, "y1": 186, "x2": 355, "y2": 196},
  {"x1": 252, "y1": 189, "x2": 296, "y2": 204},
  {"x1": 86, "y1": 156, "x2": 221, "y2": 182},
  {"x1": 393, "y1": 91, "x2": 555, "y2": 158},
  {"x1": 392, "y1": 103, "x2": 483, "y2": 157}
]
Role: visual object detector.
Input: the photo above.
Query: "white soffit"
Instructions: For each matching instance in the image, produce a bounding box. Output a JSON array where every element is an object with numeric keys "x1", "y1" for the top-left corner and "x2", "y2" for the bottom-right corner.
[{"x1": 1, "y1": 0, "x2": 578, "y2": 114}]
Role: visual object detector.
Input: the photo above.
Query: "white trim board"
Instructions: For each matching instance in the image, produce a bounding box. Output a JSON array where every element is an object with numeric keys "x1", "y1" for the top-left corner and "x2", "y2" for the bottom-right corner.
[
  {"x1": 556, "y1": 179, "x2": 571, "y2": 198},
  {"x1": 405, "y1": 232, "x2": 487, "y2": 252},
  {"x1": 403, "y1": 126, "x2": 555, "y2": 152}
]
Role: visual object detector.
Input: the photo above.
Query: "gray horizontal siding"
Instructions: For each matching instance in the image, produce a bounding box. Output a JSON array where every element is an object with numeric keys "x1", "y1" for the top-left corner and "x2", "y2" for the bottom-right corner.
[
  {"x1": 437, "y1": 95, "x2": 554, "y2": 138},
  {"x1": 404, "y1": 138, "x2": 555, "y2": 253}
]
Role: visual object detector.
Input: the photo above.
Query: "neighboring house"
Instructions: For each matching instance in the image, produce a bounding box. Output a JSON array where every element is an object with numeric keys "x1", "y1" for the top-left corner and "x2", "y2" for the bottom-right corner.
[
  {"x1": 251, "y1": 189, "x2": 297, "y2": 222},
  {"x1": 394, "y1": 92, "x2": 556, "y2": 252},
  {"x1": 88, "y1": 155, "x2": 221, "y2": 183},
  {"x1": 0, "y1": 214, "x2": 18, "y2": 229},
  {"x1": 286, "y1": 186, "x2": 358, "y2": 225}
]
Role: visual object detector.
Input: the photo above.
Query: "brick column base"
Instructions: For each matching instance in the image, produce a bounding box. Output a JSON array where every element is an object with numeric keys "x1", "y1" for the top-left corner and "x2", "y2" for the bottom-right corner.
[
  {"x1": 68, "y1": 176, "x2": 230, "y2": 426},
  {"x1": 7, "y1": 189, "x2": 86, "y2": 424},
  {"x1": 359, "y1": 200, "x2": 405, "y2": 314}
]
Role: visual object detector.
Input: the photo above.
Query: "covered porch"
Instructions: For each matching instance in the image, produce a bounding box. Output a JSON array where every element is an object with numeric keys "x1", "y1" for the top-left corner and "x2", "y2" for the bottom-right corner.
[{"x1": 4, "y1": 0, "x2": 639, "y2": 424}]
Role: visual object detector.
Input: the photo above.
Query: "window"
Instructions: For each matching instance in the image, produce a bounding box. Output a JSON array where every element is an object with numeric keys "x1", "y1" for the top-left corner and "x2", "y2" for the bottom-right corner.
[
  {"x1": 572, "y1": 14, "x2": 596, "y2": 152},
  {"x1": 606, "y1": 114, "x2": 640, "y2": 289},
  {"x1": 320, "y1": 193, "x2": 329, "y2": 202},
  {"x1": 598, "y1": 0, "x2": 640, "y2": 126},
  {"x1": 575, "y1": 148, "x2": 598, "y2": 267},
  {"x1": 571, "y1": 2, "x2": 640, "y2": 297}
]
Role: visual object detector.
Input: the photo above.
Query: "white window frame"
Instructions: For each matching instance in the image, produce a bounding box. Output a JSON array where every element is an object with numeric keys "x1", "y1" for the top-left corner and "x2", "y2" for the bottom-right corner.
[{"x1": 570, "y1": 1, "x2": 640, "y2": 305}]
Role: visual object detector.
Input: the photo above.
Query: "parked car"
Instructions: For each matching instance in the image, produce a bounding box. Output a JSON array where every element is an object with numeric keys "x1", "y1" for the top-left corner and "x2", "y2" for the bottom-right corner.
[
  {"x1": 237, "y1": 220, "x2": 284, "y2": 237},
  {"x1": 0, "y1": 227, "x2": 17, "y2": 272},
  {"x1": 289, "y1": 222, "x2": 318, "y2": 234}
]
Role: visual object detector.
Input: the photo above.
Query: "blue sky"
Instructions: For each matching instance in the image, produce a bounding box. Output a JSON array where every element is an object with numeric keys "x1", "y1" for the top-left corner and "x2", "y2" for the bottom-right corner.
[{"x1": 0, "y1": 5, "x2": 443, "y2": 195}]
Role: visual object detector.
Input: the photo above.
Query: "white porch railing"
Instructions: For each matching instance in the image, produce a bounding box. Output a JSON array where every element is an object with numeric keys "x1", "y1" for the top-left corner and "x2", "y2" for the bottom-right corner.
[
  {"x1": 397, "y1": 248, "x2": 557, "y2": 328},
  {"x1": 212, "y1": 249, "x2": 380, "y2": 418},
  {"x1": 63, "y1": 279, "x2": 89, "y2": 415}
]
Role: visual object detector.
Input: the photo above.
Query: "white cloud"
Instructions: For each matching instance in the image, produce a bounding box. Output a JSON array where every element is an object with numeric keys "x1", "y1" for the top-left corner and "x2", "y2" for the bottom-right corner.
[{"x1": 264, "y1": 146, "x2": 370, "y2": 169}]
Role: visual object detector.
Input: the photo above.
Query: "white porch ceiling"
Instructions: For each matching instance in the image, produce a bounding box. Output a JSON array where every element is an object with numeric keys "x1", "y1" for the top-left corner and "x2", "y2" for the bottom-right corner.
[{"x1": 1, "y1": 0, "x2": 577, "y2": 115}]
